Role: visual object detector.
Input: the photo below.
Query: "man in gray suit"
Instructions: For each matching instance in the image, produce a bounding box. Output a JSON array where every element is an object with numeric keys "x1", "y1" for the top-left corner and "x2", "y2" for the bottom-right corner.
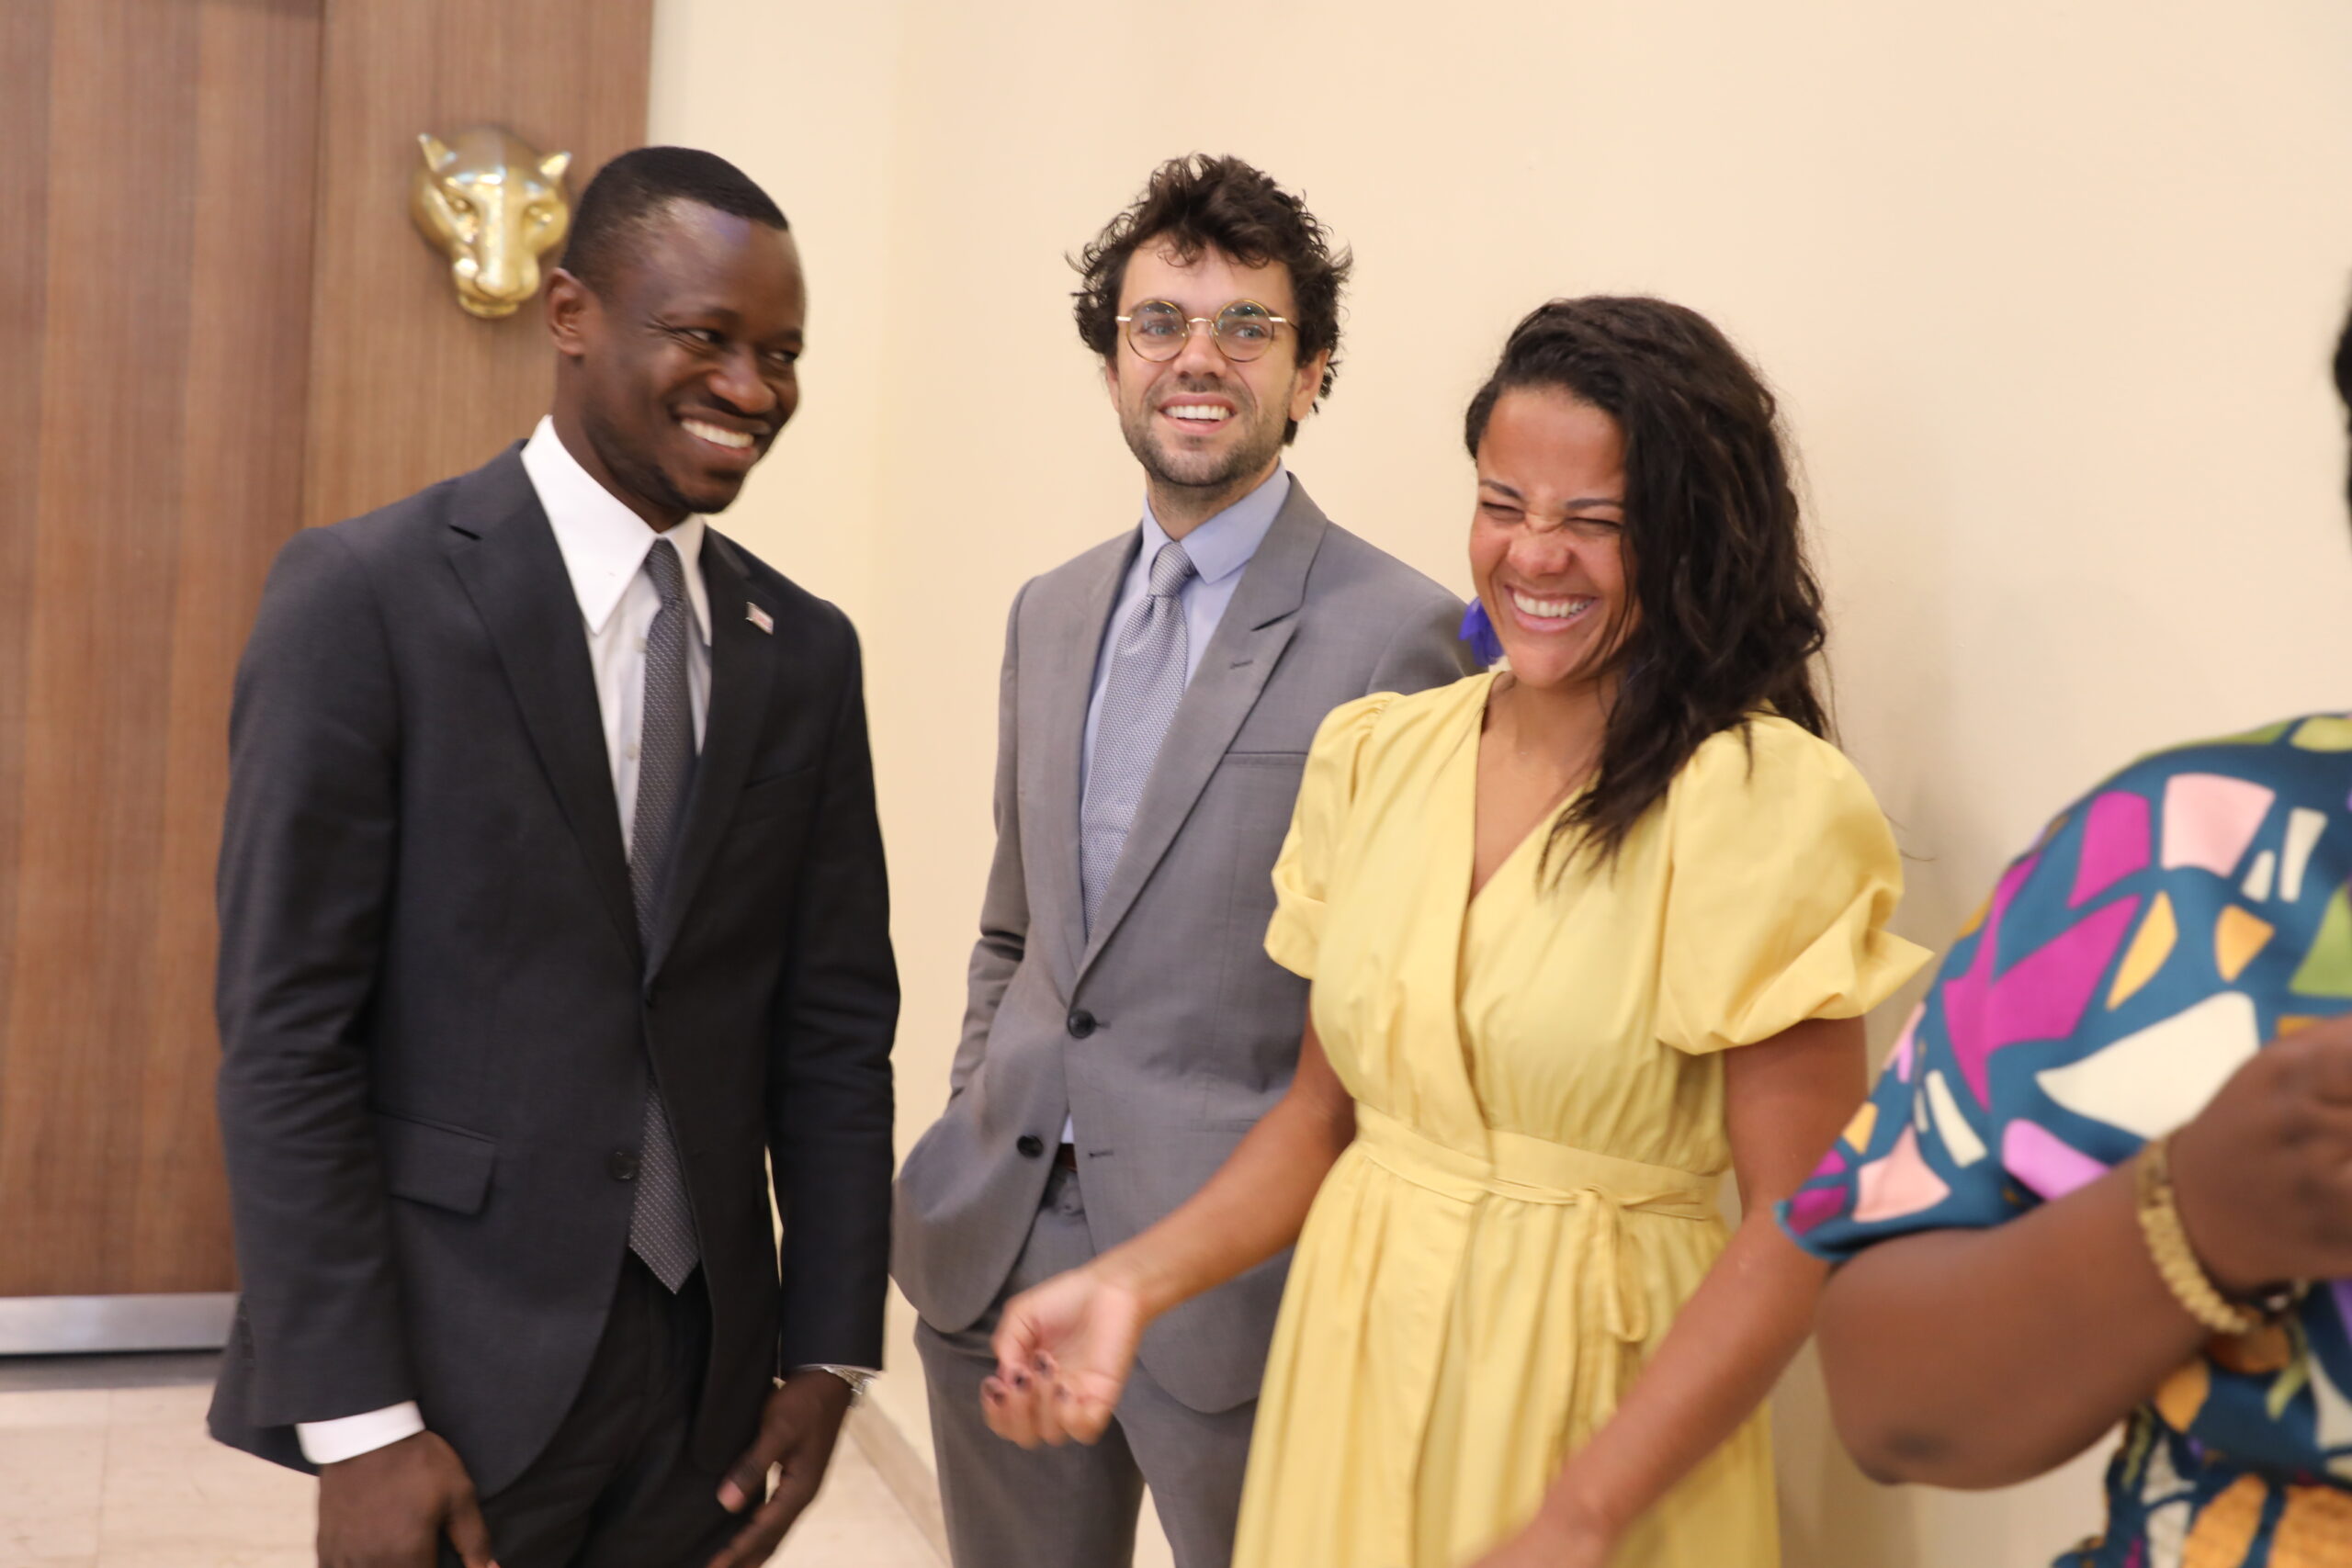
[{"x1": 891, "y1": 155, "x2": 1474, "y2": 1568}]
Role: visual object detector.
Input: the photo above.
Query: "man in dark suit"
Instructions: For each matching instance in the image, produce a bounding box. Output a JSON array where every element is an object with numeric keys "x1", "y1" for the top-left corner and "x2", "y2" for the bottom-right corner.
[{"x1": 209, "y1": 147, "x2": 897, "y2": 1568}]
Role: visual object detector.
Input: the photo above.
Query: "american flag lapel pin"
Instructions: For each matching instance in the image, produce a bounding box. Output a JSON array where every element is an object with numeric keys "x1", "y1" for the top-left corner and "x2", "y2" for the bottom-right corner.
[{"x1": 745, "y1": 601, "x2": 774, "y2": 635}]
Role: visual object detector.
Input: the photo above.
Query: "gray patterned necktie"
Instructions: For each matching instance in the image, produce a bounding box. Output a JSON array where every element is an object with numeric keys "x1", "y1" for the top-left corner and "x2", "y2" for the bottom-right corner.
[
  {"x1": 628, "y1": 536, "x2": 698, "y2": 1292},
  {"x1": 1080, "y1": 540, "x2": 1197, "y2": 934}
]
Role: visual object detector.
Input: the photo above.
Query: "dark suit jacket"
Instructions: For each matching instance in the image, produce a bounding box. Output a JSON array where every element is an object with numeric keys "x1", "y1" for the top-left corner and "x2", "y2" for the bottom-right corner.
[{"x1": 208, "y1": 445, "x2": 898, "y2": 1496}]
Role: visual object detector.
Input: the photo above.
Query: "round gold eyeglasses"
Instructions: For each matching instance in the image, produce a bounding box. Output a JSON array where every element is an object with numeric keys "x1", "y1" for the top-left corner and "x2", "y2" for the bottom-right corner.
[{"x1": 1114, "y1": 299, "x2": 1289, "y2": 363}]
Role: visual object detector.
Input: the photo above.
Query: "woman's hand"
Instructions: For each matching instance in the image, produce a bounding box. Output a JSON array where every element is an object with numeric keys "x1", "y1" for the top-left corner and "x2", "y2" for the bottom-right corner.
[
  {"x1": 980, "y1": 1261, "x2": 1148, "y2": 1447},
  {"x1": 978, "y1": 1021, "x2": 1357, "y2": 1450},
  {"x1": 2169, "y1": 1012, "x2": 2352, "y2": 1295},
  {"x1": 1462, "y1": 1506, "x2": 1616, "y2": 1568},
  {"x1": 979, "y1": 1023, "x2": 1358, "y2": 1450}
]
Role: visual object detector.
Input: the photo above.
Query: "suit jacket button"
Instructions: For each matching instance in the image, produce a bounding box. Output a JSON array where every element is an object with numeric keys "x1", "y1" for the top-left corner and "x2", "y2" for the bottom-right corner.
[
  {"x1": 1066, "y1": 1010, "x2": 1097, "y2": 1039},
  {"x1": 608, "y1": 1149, "x2": 640, "y2": 1181},
  {"x1": 1016, "y1": 1134, "x2": 1046, "y2": 1159}
]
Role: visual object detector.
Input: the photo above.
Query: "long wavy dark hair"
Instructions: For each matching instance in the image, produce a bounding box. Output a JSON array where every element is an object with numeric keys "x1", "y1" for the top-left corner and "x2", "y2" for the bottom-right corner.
[{"x1": 1464, "y1": 297, "x2": 1830, "y2": 869}]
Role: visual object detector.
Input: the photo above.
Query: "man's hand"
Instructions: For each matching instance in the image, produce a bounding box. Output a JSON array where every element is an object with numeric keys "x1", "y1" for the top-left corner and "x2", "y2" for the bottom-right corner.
[
  {"x1": 2171, "y1": 1011, "x2": 2352, "y2": 1295},
  {"x1": 704, "y1": 1371, "x2": 854, "y2": 1568},
  {"x1": 316, "y1": 1430, "x2": 496, "y2": 1568}
]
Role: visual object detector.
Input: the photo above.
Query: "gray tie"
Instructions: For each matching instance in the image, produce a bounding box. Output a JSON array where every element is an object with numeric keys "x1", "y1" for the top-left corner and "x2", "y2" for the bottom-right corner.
[
  {"x1": 1080, "y1": 540, "x2": 1197, "y2": 933},
  {"x1": 628, "y1": 537, "x2": 699, "y2": 1292}
]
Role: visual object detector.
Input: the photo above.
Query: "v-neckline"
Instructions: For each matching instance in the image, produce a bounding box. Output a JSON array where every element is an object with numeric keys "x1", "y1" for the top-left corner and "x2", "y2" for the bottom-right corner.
[
  {"x1": 1463, "y1": 672, "x2": 1588, "y2": 910},
  {"x1": 1467, "y1": 799, "x2": 1556, "y2": 910}
]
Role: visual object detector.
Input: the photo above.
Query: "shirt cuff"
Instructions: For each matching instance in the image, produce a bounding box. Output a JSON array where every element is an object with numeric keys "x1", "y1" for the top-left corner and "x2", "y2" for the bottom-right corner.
[
  {"x1": 791, "y1": 1364, "x2": 878, "y2": 1404},
  {"x1": 296, "y1": 1402, "x2": 426, "y2": 1464}
]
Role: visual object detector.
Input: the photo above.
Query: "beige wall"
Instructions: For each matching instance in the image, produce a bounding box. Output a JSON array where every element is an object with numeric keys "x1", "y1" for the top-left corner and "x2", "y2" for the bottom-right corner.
[{"x1": 651, "y1": 3, "x2": 2352, "y2": 1562}]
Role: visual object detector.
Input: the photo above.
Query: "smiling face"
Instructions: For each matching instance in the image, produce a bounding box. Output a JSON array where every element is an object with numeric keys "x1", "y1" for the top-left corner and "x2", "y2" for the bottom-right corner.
[
  {"x1": 547, "y1": 199, "x2": 805, "y2": 526},
  {"x1": 1103, "y1": 242, "x2": 1329, "y2": 527},
  {"x1": 1469, "y1": 387, "x2": 1634, "y2": 691}
]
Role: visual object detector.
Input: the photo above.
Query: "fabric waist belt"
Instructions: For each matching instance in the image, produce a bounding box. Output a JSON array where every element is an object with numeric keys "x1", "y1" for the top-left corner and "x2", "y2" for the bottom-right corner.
[
  {"x1": 1351, "y1": 1102, "x2": 1722, "y2": 1351},
  {"x1": 1352, "y1": 1102, "x2": 1719, "y2": 1218}
]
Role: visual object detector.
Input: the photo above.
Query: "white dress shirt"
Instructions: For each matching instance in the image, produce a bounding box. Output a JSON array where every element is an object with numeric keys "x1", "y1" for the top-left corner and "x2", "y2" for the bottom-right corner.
[
  {"x1": 295, "y1": 417, "x2": 713, "y2": 1466},
  {"x1": 528, "y1": 416, "x2": 714, "y2": 836},
  {"x1": 1060, "y1": 466, "x2": 1288, "y2": 1146}
]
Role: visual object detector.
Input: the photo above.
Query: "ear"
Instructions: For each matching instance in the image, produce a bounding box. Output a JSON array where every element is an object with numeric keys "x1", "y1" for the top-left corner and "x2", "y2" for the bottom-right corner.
[
  {"x1": 539, "y1": 149, "x2": 571, "y2": 183},
  {"x1": 544, "y1": 267, "x2": 595, "y2": 359},
  {"x1": 418, "y1": 132, "x2": 455, "y2": 172},
  {"x1": 1288, "y1": 348, "x2": 1331, "y2": 424}
]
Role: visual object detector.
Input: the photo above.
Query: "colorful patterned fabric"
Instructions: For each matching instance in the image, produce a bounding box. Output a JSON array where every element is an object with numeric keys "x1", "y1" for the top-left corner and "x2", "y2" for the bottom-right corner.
[{"x1": 1781, "y1": 716, "x2": 2352, "y2": 1567}]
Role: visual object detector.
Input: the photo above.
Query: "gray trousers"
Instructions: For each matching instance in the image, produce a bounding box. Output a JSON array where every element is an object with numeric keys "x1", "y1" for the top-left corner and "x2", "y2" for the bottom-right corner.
[{"x1": 915, "y1": 1165, "x2": 1257, "y2": 1568}]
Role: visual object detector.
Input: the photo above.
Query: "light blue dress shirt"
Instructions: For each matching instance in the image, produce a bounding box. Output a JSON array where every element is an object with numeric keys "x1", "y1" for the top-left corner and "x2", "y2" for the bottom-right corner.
[
  {"x1": 1080, "y1": 465, "x2": 1290, "y2": 800},
  {"x1": 1064, "y1": 465, "x2": 1287, "y2": 1145}
]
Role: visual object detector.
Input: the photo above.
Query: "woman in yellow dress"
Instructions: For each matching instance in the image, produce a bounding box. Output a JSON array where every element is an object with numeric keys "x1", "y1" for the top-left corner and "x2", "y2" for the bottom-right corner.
[{"x1": 978, "y1": 297, "x2": 1928, "y2": 1567}]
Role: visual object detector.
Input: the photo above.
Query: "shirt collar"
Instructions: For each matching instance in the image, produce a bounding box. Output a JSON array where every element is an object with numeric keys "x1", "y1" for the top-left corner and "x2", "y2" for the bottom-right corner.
[
  {"x1": 1138, "y1": 463, "x2": 1289, "y2": 589},
  {"x1": 521, "y1": 416, "x2": 712, "y2": 646}
]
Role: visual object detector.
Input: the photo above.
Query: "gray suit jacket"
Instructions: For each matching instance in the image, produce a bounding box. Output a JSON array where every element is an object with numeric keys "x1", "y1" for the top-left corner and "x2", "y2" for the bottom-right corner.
[{"x1": 892, "y1": 479, "x2": 1474, "y2": 1414}]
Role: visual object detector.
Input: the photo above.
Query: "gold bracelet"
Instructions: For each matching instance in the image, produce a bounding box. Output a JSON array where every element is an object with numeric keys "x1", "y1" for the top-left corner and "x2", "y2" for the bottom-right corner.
[{"x1": 2134, "y1": 1134, "x2": 2265, "y2": 1337}]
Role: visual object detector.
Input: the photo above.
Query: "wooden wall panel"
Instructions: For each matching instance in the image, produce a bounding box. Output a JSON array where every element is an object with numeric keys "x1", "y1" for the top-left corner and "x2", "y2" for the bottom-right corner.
[
  {"x1": 132, "y1": 0, "x2": 328, "y2": 1291},
  {"x1": 0, "y1": 0, "x2": 322, "y2": 1297},
  {"x1": 0, "y1": 0, "x2": 653, "y2": 1303},
  {"x1": 302, "y1": 0, "x2": 657, "y2": 528},
  {"x1": 0, "y1": 0, "x2": 57, "y2": 1218}
]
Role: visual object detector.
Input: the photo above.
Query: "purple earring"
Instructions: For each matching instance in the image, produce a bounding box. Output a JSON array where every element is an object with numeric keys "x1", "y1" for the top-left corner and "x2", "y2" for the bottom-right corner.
[{"x1": 1458, "y1": 599, "x2": 1504, "y2": 666}]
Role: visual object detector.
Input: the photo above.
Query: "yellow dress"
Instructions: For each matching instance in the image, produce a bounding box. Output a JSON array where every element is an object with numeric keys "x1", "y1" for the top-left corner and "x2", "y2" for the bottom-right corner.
[{"x1": 1233, "y1": 674, "x2": 1928, "y2": 1568}]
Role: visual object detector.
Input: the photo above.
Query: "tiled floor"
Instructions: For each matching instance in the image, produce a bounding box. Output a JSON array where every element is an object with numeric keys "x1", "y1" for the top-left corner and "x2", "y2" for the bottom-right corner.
[{"x1": 0, "y1": 1378, "x2": 942, "y2": 1568}]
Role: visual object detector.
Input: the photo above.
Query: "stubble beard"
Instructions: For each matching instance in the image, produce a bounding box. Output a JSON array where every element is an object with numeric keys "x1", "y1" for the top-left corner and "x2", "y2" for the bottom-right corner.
[{"x1": 1122, "y1": 400, "x2": 1288, "y2": 508}]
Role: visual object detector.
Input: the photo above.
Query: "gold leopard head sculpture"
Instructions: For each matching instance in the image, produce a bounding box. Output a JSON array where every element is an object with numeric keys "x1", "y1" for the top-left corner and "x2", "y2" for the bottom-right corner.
[{"x1": 409, "y1": 128, "x2": 572, "y2": 320}]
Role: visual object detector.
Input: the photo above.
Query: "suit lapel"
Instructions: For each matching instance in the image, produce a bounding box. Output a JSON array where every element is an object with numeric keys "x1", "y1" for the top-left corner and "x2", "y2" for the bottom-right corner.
[
  {"x1": 444, "y1": 447, "x2": 642, "y2": 969},
  {"x1": 647, "y1": 531, "x2": 776, "y2": 976},
  {"x1": 1035, "y1": 535, "x2": 1137, "y2": 987},
  {"x1": 1077, "y1": 482, "x2": 1329, "y2": 978}
]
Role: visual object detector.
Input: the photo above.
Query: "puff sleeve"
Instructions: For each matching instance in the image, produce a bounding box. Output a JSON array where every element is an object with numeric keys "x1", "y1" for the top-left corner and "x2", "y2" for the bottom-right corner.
[
  {"x1": 1656, "y1": 719, "x2": 1929, "y2": 1055},
  {"x1": 1264, "y1": 693, "x2": 1397, "y2": 980}
]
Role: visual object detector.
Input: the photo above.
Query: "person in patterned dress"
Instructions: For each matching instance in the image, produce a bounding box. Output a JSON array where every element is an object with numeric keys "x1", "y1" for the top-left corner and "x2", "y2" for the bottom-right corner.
[{"x1": 1781, "y1": 310, "x2": 2352, "y2": 1567}]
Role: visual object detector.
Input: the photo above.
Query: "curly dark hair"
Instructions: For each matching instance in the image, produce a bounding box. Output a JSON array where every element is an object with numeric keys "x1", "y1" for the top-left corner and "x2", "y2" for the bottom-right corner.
[
  {"x1": 1072, "y1": 155, "x2": 1351, "y2": 444},
  {"x1": 1464, "y1": 297, "x2": 1832, "y2": 869}
]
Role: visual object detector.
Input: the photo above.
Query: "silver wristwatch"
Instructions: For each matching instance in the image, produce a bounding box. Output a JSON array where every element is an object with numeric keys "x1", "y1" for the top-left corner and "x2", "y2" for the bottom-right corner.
[{"x1": 792, "y1": 1364, "x2": 877, "y2": 1405}]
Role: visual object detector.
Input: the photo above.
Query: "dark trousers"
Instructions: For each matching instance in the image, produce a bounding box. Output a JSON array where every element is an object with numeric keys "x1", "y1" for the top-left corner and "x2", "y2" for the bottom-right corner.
[{"x1": 442, "y1": 1255, "x2": 740, "y2": 1568}]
